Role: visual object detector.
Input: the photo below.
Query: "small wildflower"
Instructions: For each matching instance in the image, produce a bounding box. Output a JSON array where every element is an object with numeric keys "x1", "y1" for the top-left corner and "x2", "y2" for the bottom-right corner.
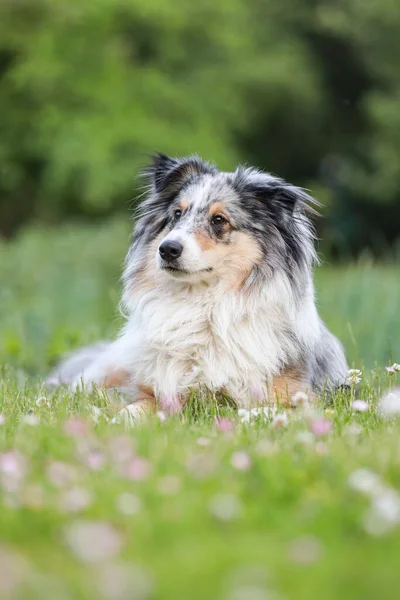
[
  {"x1": 116, "y1": 493, "x2": 142, "y2": 516},
  {"x1": 324, "y1": 408, "x2": 335, "y2": 418},
  {"x1": 82, "y1": 450, "x2": 105, "y2": 471},
  {"x1": 156, "y1": 411, "x2": 167, "y2": 423},
  {"x1": 363, "y1": 489, "x2": 400, "y2": 536},
  {"x1": 95, "y1": 562, "x2": 154, "y2": 600},
  {"x1": 35, "y1": 396, "x2": 50, "y2": 408},
  {"x1": 108, "y1": 435, "x2": 135, "y2": 464},
  {"x1": 22, "y1": 484, "x2": 45, "y2": 510},
  {"x1": 21, "y1": 414, "x2": 40, "y2": 426},
  {"x1": 64, "y1": 520, "x2": 123, "y2": 564},
  {"x1": 348, "y1": 468, "x2": 383, "y2": 497},
  {"x1": 315, "y1": 441, "x2": 328, "y2": 455},
  {"x1": 0, "y1": 546, "x2": 29, "y2": 595},
  {"x1": 351, "y1": 400, "x2": 369, "y2": 412},
  {"x1": 0, "y1": 451, "x2": 29, "y2": 483},
  {"x1": 196, "y1": 437, "x2": 211, "y2": 447},
  {"x1": 209, "y1": 493, "x2": 243, "y2": 522},
  {"x1": 295, "y1": 431, "x2": 315, "y2": 445},
  {"x1": 309, "y1": 418, "x2": 332, "y2": 437},
  {"x1": 59, "y1": 487, "x2": 92, "y2": 513},
  {"x1": 291, "y1": 392, "x2": 309, "y2": 408},
  {"x1": 287, "y1": 536, "x2": 323, "y2": 564},
  {"x1": 64, "y1": 417, "x2": 90, "y2": 437},
  {"x1": 46, "y1": 461, "x2": 79, "y2": 488},
  {"x1": 215, "y1": 416, "x2": 235, "y2": 433},
  {"x1": 386, "y1": 363, "x2": 400, "y2": 374},
  {"x1": 124, "y1": 457, "x2": 151, "y2": 481},
  {"x1": 345, "y1": 369, "x2": 362, "y2": 385},
  {"x1": 230, "y1": 451, "x2": 252, "y2": 471},
  {"x1": 186, "y1": 452, "x2": 217, "y2": 479},
  {"x1": 157, "y1": 475, "x2": 181, "y2": 495},
  {"x1": 255, "y1": 439, "x2": 278, "y2": 456},
  {"x1": 343, "y1": 422, "x2": 363, "y2": 437},
  {"x1": 272, "y1": 412, "x2": 289, "y2": 429},
  {"x1": 377, "y1": 388, "x2": 400, "y2": 420}
]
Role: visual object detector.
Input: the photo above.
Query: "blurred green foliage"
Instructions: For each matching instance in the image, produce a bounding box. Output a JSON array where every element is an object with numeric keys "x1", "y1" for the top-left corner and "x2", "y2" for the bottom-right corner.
[{"x1": 1, "y1": 0, "x2": 400, "y2": 255}]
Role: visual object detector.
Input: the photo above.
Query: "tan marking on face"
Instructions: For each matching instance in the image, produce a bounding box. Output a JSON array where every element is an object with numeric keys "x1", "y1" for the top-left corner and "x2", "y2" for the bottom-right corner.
[
  {"x1": 216, "y1": 231, "x2": 262, "y2": 291},
  {"x1": 179, "y1": 196, "x2": 189, "y2": 211},
  {"x1": 208, "y1": 202, "x2": 230, "y2": 221},
  {"x1": 269, "y1": 366, "x2": 316, "y2": 406},
  {"x1": 195, "y1": 228, "x2": 217, "y2": 251}
]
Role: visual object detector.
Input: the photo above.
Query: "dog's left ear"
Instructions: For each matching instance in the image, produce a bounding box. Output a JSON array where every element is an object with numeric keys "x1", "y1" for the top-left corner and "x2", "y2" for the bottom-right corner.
[
  {"x1": 234, "y1": 168, "x2": 317, "y2": 215},
  {"x1": 145, "y1": 153, "x2": 216, "y2": 196}
]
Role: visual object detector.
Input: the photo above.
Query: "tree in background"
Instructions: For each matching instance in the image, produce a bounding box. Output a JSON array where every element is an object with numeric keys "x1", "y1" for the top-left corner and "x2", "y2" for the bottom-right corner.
[{"x1": 0, "y1": 0, "x2": 399, "y2": 256}]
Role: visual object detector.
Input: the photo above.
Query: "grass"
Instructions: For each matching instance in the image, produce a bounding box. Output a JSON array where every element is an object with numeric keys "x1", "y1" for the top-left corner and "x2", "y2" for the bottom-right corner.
[{"x1": 0, "y1": 219, "x2": 400, "y2": 600}]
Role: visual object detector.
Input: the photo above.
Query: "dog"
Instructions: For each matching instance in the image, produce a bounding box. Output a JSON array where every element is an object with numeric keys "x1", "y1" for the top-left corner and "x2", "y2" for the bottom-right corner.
[{"x1": 48, "y1": 153, "x2": 348, "y2": 419}]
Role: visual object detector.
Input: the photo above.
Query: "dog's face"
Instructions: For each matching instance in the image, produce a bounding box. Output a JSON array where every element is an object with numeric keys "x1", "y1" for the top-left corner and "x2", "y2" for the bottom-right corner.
[{"x1": 129, "y1": 154, "x2": 317, "y2": 289}]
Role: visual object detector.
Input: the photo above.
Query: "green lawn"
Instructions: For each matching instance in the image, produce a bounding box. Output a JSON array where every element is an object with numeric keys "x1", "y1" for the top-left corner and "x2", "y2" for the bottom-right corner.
[{"x1": 0, "y1": 220, "x2": 400, "y2": 600}]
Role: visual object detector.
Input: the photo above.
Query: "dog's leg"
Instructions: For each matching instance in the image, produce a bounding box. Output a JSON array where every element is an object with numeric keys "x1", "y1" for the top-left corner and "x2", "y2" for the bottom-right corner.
[{"x1": 269, "y1": 366, "x2": 316, "y2": 407}]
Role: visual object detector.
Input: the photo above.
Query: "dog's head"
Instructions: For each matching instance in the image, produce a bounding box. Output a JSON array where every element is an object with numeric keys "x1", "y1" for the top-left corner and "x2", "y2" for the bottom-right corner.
[{"x1": 128, "y1": 154, "x2": 318, "y2": 289}]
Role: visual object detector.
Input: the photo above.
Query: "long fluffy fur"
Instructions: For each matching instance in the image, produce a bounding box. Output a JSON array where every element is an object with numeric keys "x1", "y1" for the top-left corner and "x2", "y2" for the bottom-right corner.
[{"x1": 48, "y1": 154, "x2": 348, "y2": 410}]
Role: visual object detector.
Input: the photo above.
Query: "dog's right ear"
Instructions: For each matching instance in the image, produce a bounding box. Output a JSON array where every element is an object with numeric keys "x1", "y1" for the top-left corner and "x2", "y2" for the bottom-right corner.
[{"x1": 145, "y1": 153, "x2": 216, "y2": 196}]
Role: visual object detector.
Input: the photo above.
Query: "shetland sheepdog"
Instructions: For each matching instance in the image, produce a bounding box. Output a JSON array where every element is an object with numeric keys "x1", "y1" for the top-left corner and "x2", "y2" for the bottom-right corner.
[{"x1": 48, "y1": 154, "x2": 348, "y2": 419}]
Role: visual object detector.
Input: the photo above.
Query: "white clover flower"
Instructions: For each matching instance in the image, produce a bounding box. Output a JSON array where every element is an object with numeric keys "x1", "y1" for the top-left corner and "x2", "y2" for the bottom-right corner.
[
  {"x1": 345, "y1": 369, "x2": 362, "y2": 385},
  {"x1": 386, "y1": 363, "x2": 400, "y2": 374},
  {"x1": 348, "y1": 468, "x2": 384, "y2": 497},
  {"x1": 351, "y1": 400, "x2": 369, "y2": 412},
  {"x1": 35, "y1": 396, "x2": 50, "y2": 408},
  {"x1": 209, "y1": 493, "x2": 243, "y2": 522},
  {"x1": 21, "y1": 414, "x2": 40, "y2": 426},
  {"x1": 291, "y1": 391, "x2": 309, "y2": 407},
  {"x1": 64, "y1": 520, "x2": 123, "y2": 564},
  {"x1": 272, "y1": 412, "x2": 289, "y2": 429},
  {"x1": 377, "y1": 388, "x2": 400, "y2": 420}
]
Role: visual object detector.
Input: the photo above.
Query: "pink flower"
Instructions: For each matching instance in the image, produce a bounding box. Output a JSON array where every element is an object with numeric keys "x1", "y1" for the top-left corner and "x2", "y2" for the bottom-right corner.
[
  {"x1": 83, "y1": 451, "x2": 105, "y2": 471},
  {"x1": 95, "y1": 563, "x2": 153, "y2": 600},
  {"x1": 215, "y1": 417, "x2": 234, "y2": 433},
  {"x1": 59, "y1": 487, "x2": 92, "y2": 513},
  {"x1": 115, "y1": 493, "x2": 142, "y2": 516},
  {"x1": 351, "y1": 400, "x2": 369, "y2": 412},
  {"x1": 309, "y1": 418, "x2": 332, "y2": 437},
  {"x1": 0, "y1": 546, "x2": 29, "y2": 594},
  {"x1": 230, "y1": 451, "x2": 252, "y2": 471},
  {"x1": 124, "y1": 458, "x2": 151, "y2": 481},
  {"x1": 46, "y1": 461, "x2": 80, "y2": 488},
  {"x1": 156, "y1": 411, "x2": 167, "y2": 423},
  {"x1": 63, "y1": 417, "x2": 90, "y2": 437},
  {"x1": 108, "y1": 435, "x2": 135, "y2": 464},
  {"x1": 386, "y1": 364, "x2": 400, "y2": 374},
  {"x1": 0, "y1": 451, "x2": 29, "y2": 489},
  {"x1": 64, "y1": 520, "x2": 123, "y2": 564}
]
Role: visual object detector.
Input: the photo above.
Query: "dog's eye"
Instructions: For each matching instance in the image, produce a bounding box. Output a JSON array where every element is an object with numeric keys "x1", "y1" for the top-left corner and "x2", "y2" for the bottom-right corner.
[
  {"x1": 211, "y1": 214, "x2": 227, "y2": 226},
  {"x1": 173, "y1": 209, "x2": 182, "y2": 221}
]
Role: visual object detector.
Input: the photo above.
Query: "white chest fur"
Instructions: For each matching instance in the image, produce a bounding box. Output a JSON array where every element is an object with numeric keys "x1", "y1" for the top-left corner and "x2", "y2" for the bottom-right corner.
[{"x1": 121, "y1": 276, "x2": 319, "y2": 408}]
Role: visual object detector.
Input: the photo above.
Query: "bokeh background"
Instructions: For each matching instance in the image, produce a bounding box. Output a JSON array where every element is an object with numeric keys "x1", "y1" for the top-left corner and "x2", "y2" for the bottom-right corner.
[{"x1": 0, "y1": 0, "x2": 399, "y2": 372}]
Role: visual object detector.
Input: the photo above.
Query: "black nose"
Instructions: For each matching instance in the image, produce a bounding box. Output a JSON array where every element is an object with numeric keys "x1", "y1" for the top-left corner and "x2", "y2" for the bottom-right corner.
[{"x1": 159, "y1": 240, "x2": 183, "y2": 262}]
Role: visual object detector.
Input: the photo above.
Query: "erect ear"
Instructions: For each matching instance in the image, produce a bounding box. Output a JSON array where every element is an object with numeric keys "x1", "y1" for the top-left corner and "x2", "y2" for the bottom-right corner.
[
  {"x1": 234, "y1": 167, "x2": 318, "y2": 216},
  {"x1": 145, "y1": 153, "x2": 216, "y2": 196}
]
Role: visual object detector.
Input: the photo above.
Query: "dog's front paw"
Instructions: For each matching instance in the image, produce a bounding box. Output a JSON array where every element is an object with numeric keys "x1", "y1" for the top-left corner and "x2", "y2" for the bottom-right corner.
[{"x1": 111, "y1": 402, "x2": 152, "y2": 427}]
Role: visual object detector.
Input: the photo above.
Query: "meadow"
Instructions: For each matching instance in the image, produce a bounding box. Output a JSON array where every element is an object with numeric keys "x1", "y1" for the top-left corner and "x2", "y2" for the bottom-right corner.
[{"x1": 0, "y1": 219, "x2": 400, "y2": 600}]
